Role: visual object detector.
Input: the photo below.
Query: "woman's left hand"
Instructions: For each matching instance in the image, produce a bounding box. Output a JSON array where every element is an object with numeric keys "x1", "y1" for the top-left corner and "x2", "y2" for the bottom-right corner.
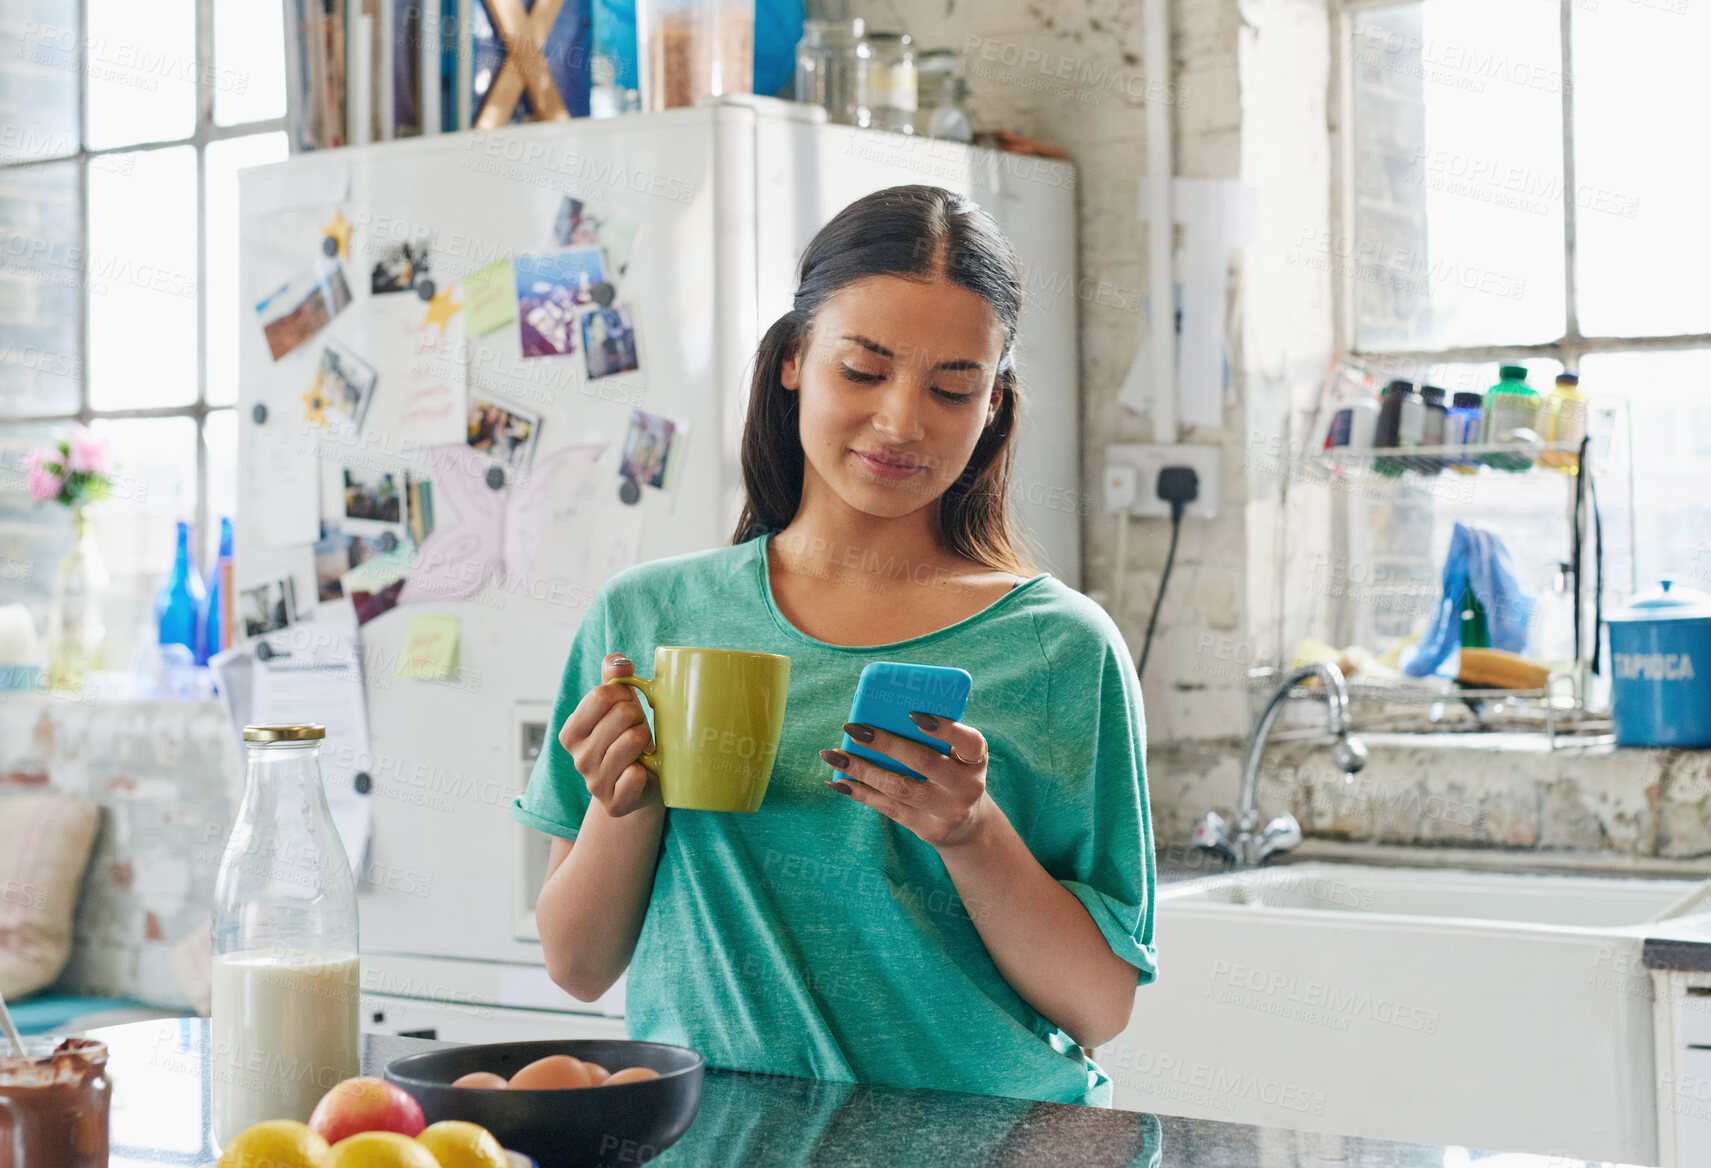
[{"x1": 820, "y1": 713, "x2": 993, "y2": 851}]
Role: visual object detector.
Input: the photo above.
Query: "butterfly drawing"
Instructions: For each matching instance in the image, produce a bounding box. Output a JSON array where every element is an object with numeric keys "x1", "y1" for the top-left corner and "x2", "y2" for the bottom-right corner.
[{"x1": 399, "y1": 440, "x2": 612, "y2": 605}]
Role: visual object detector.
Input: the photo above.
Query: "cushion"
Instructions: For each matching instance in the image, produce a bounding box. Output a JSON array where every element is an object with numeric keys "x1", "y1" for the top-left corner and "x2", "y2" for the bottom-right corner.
[{"x1": 0, "y1": 793, "x2": 100, "y2": 1000}]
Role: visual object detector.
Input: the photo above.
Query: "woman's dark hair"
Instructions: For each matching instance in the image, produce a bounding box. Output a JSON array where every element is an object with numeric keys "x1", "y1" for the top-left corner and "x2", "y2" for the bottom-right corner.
[{"x1": 730, "y1": 184, "x2": 1042, "y2": 577}]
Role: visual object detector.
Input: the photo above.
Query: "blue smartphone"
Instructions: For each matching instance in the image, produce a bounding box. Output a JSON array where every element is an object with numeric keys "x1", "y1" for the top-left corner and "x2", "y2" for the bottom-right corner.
[{"x1": 842, "y1": 661, "x2": 973, "y2": 781}]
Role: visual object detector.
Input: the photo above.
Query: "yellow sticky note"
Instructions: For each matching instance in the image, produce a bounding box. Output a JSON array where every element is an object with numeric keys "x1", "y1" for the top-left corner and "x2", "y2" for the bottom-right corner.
[
  {"x1": 465, "y1": 257, "x2": 516, "y2": 336},
  {"x1": 396, "y1": 613, "x2": 460, "y2": 681}
]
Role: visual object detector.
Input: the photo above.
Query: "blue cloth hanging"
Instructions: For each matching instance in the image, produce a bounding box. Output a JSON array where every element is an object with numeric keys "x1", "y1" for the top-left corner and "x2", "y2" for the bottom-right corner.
[{"x1": 1404, "y1": 522, "x2": 1537, "y2": 678}]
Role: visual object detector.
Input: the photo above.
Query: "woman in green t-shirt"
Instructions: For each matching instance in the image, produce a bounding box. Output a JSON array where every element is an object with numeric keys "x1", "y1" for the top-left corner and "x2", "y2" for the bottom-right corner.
[{"x1": 521, "y1": 185, "x2": 1156, "y2": 1109}]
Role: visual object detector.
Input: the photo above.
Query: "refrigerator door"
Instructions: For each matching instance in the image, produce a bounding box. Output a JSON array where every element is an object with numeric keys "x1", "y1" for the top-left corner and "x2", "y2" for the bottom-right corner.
[{"x1": 237, "y1": 106, "x2": 757, "y2": 968}]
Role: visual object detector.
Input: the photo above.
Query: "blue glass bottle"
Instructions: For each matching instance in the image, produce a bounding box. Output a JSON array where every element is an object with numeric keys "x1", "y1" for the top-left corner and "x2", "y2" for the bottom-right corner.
[
  {"x1": 157, "y1": 520, "x2": 206, "y2": 655},
  {"x1": 200, "y1": 517, "x2": 234, "y2": 665}
]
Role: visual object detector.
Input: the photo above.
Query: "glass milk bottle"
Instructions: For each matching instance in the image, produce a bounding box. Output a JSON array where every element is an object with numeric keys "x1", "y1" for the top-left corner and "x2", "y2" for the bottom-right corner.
[{"x1": 211, "y1": 725, "x2": 360, "y2": 1142}]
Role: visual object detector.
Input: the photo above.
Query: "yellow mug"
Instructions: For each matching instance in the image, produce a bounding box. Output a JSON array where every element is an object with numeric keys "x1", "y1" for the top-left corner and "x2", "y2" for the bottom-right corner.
[{"x1": 607, "y1": 646, "x2": 792, "y2": 812}]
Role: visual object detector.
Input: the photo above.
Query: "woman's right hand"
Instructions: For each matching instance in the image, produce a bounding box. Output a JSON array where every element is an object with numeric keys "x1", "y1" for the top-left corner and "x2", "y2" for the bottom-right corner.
[{"x1": 559, "y1": 652, "x2": 663, "y2": 818}]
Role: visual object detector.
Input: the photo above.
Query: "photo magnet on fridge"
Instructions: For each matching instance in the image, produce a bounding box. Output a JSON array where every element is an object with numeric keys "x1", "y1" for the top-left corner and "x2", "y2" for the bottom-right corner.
[
  {"x1": 516, "y1": 248, "x2": 605, "y2": 357},
  {"x1": 467, "y1": 393, "x2": 542, "y2": 473},
  {"x1": 581, "y1": 303, "x2": 639, "y2": 379},
  {"x1": 256, "y1": 261, "x2": 353, "y2": 361},
  {"x1": 240, "y1": 577, "x2": 300, "y2": 639},
  {"x1": 341, "y1": 465, "x2": 408, "y2": 541},
  {"x1": 618, "y1": 408, "x2": 683, "y2": 490},
  {"x1": 312, "y1": 341, "x2": 378, "y2": 431},
  {"x1": 371, "y1": 240, "x2": 431, "y2": 295},
  {"x1": 554, "y1": 196, "x2": 639, "y2": 277}
]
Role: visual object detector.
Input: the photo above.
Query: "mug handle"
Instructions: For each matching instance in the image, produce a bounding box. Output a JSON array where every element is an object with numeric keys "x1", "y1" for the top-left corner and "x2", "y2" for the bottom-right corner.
[{"x1": 606, "y1": 674, "x2": 662, "y2": 778}]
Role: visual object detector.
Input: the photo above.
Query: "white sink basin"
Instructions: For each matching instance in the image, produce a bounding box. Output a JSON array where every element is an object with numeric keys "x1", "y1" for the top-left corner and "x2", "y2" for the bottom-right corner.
[{"x1": 1094, "y1": 862, "x2": 1703, "y2": 1164}]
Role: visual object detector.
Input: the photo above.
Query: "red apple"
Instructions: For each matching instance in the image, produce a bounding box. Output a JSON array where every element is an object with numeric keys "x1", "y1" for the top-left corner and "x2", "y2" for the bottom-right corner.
[{"x1": 308, "y1": 1076, "x2": 426, "y2": 1143}]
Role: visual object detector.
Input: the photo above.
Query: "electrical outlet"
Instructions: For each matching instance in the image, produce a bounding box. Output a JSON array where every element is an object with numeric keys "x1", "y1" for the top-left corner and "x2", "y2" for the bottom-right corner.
[
  {"x1": 1102, "y1": 464, "x2": 1139, "y2": 513},
  {"x1": 1104, "y1": 444, "x2": 1222, "y2": 519}
]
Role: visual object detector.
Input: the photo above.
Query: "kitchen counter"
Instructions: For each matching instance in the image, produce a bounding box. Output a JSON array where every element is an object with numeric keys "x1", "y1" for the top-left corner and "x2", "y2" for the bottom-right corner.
[{"x1": 97, "y1": 1019, "x2": 1643, "y2": 1167}]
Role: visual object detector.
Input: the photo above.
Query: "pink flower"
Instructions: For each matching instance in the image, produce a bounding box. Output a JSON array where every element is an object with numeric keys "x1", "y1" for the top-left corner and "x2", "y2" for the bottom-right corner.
[
  {"x1": 66, "y1": 425, "x2": 107, "y2": 474},
  {"x1": 27, "y1": 463, "x2": 63, "y2": 502}
]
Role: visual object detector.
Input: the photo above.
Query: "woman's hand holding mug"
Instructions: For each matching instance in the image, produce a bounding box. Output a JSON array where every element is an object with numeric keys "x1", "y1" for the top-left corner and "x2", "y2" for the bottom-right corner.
[{"x1": 559, "y1": 652, "x2": 663, "y2": 817}]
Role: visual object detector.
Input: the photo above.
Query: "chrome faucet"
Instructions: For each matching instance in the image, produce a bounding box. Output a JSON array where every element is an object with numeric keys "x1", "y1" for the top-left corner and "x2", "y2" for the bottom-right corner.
[{"x1": 1192, "y1": 663, "x2": 1367, "y2": 870}]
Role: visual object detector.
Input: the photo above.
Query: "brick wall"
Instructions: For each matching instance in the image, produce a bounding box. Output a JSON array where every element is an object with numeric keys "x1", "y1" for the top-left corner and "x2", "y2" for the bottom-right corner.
[{"x1": 0, "y1": 693, "x2": 240, "y2": 1007}]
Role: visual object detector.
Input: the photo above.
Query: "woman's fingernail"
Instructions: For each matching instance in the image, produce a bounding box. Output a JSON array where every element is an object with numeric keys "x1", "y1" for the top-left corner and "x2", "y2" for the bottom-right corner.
[
  {"x1": 907, "y1": 711, "x2": 940, "y2": 731},
  {"x1": 842, "y1": 722, "x2": 874, "y2": 743},
  {"x1": 820, "y1": 749, "x2": 850, "y2": 770},
  {"x1": 825, "y1": 780, "x2": 852, "y2": 796},
  {"x1": 611, "y1": 654, "x2": 631, "y2": 668}
]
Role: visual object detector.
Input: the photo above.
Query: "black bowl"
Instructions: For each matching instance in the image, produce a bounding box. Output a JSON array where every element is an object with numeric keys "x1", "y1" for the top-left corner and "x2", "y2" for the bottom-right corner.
[{"x1": 385, "y1": 1040, "x2": 703, "y2": 1168}]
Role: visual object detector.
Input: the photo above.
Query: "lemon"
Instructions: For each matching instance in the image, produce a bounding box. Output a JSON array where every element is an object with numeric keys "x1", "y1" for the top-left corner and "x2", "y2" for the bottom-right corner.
[
  {"x1": 415, "y1": 1121, "x2": 509, "y2": 1168},
  {"x1": 217, "y1": 1120, "x2": 330, "y2": 1168},
  {"x1": 324, "y1": 1131, "x2": 441, "y2": 1168}
]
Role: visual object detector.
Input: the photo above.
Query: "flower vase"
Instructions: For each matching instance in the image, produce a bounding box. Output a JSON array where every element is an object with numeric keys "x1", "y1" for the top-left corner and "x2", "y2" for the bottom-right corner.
[{"x1": 45, "y1": 505, "x2": 108, "y2": 692}]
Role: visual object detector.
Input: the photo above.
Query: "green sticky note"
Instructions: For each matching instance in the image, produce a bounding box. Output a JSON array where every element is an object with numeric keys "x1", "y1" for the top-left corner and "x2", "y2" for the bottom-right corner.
[
  {"x1": 465, "y1": 257, "x2": 516, "y2": 336},
  {"x1": 396, "y1": 613, "x2": 460, "y2": 681}
]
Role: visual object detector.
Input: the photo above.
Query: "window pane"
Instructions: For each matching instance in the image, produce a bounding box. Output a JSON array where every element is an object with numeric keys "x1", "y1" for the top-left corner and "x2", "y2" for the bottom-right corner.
[
  {"x1": 0, "y1": 161, "x2": 82, "y2": 416},
  {"x1": 0, "y1": 1, "x2": 81, "y2": 162},
  {"x1": 1577, "y1": 350, "x2": 1711, "y2": 593},
  {"x1": 85, "y1": 0, "x2": 197, "y2": 149},
  {"x1": 204, "y1": 407, "x2": 237, "y2": 566},
  {"x1": 1348, "y1": 1, "x2": 1565, "y2": 350},
  {"x1": 206, "y1": 133, "x2": 290, "y2": 405},
  {"x1": 0, "y1": 424, "x2": 78, "y2": 635},
  {"x1": 214, "y1": 0, "x2": 287, "y2": 126},
  {"x1": 87, "y1": 416, "x2": 198, "y2": 579},
  {"x1": 88, "y1": 145, "x2": 198, "y2": 410},
  {"x1": 1572, "y1": 4, "x2": 1711, "y2": 337}
]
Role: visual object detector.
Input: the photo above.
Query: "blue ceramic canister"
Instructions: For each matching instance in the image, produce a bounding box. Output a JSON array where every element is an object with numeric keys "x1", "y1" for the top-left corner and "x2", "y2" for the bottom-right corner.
[{"x1": 1606, "y1": 580, "x2": 1711, "y2": 747}]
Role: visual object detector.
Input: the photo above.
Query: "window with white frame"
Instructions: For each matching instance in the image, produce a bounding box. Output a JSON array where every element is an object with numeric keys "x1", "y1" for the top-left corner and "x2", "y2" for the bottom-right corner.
[
  {"x1": 1, "y1": 0, "x2": 289, "y2": 653},
  {"x1": 1322, "y1": 0, "x2": 1711, "y2": 661}
]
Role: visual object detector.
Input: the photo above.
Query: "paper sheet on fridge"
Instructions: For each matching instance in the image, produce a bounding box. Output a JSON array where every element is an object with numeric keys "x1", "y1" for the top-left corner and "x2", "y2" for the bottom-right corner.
[
  {"x1": 1124, "y1": 178, "x2": 1259, "y2": 428},
  {"x1": 339, "y1": 295, "x2": 468, "y2": 448},
  {"x1": 250, "y1": 614, "x2": 373, "y2": 873},
  {"x1": 249, "y1": 421, "x2": 322, "y2": 549}
]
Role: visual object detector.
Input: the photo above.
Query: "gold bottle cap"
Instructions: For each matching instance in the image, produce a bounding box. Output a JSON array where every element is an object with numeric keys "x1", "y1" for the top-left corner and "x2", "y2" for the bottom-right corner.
[{"x1": 242, "y1": 724, "x2": 327, "y2": 742}]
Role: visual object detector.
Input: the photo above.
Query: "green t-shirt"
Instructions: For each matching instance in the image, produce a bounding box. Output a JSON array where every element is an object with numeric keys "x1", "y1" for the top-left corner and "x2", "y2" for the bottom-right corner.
[{"x1": 512, "y1": 531, "x2": 1157, "y2": 1107}]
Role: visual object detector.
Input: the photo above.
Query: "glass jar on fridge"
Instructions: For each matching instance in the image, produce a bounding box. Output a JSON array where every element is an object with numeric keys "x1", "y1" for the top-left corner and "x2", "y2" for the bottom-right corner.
[
  {"x1": 861, "y1": 31, "x2": 916, "y2": 133},
  {"x1": 795, "y1": 18, "x2": 868, "y2": 126},
  {"x1": 638, "y1": 0, "x2": 756, "y2": 111}
]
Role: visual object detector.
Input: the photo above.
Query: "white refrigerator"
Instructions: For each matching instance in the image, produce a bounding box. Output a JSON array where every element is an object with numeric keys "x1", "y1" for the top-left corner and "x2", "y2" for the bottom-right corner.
[{"x1": 235, "y1": 95, "x2": 1080, "y2": 1042}]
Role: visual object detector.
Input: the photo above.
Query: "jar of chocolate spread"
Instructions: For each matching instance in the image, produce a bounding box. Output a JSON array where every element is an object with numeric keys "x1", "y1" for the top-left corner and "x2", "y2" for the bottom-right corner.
[{"x1": 0, "y1": 1037, "x2": 111, "y2": 1168}]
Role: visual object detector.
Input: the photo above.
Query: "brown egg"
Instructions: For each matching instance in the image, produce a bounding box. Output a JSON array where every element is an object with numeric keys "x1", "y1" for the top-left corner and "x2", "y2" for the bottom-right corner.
[
  {"x1": 507, "y1": 1055, "x2": 591, "y2": 1090},
  {"x1": 451, "y1": 1071, "x2": 509, "y2": 1089},
  {"x1": 580, "y1": 1062, "x2": 611, "y2": 1085},
  {"x1": 602, "y1": 1067, "x2": 661, "y2": 1086}
]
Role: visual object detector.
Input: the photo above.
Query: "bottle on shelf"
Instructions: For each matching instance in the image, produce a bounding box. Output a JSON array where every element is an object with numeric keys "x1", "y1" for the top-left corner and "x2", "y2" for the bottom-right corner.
[
  {"x1": 1373, "y1": 378, "x2": 1422, "y2": 477},
  {"x1": 1446, "y1": 391, "x2": 1483, "y2": 474},
  {"x1": 1419, "y1": 384, "x2": 1448, "y2": 475},
  {"x1": 199, "y1": 516, "x2": 234, "y2": 666},
  {"x1": 1480, "y1": 365, "x2": 1542, "y2": 471},
  {"x1": 1526, "y1": 561, "x2": 1577, "y2": 670},
  {"x1": 156, "y1": 520, "x2": 206, "y2": 656},
  {"x1": 1317, "y1": 379, "x2": 1380, "y2": 453},
  {"x1": 1538, "y1": 372, "x2": 1588, "y2": 474}
]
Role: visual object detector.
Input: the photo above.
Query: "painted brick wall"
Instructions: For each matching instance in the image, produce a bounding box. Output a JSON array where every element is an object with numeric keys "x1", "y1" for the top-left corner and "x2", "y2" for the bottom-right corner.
[{"x1": 0, "y1": 693, "x2": 240, "y2": 1007}]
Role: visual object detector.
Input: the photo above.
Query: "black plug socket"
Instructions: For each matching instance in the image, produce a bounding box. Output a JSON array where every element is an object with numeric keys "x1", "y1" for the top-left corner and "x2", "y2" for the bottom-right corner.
[{"x1": 1157, "y1": 466, "x2": 1199, "y2": 521}]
